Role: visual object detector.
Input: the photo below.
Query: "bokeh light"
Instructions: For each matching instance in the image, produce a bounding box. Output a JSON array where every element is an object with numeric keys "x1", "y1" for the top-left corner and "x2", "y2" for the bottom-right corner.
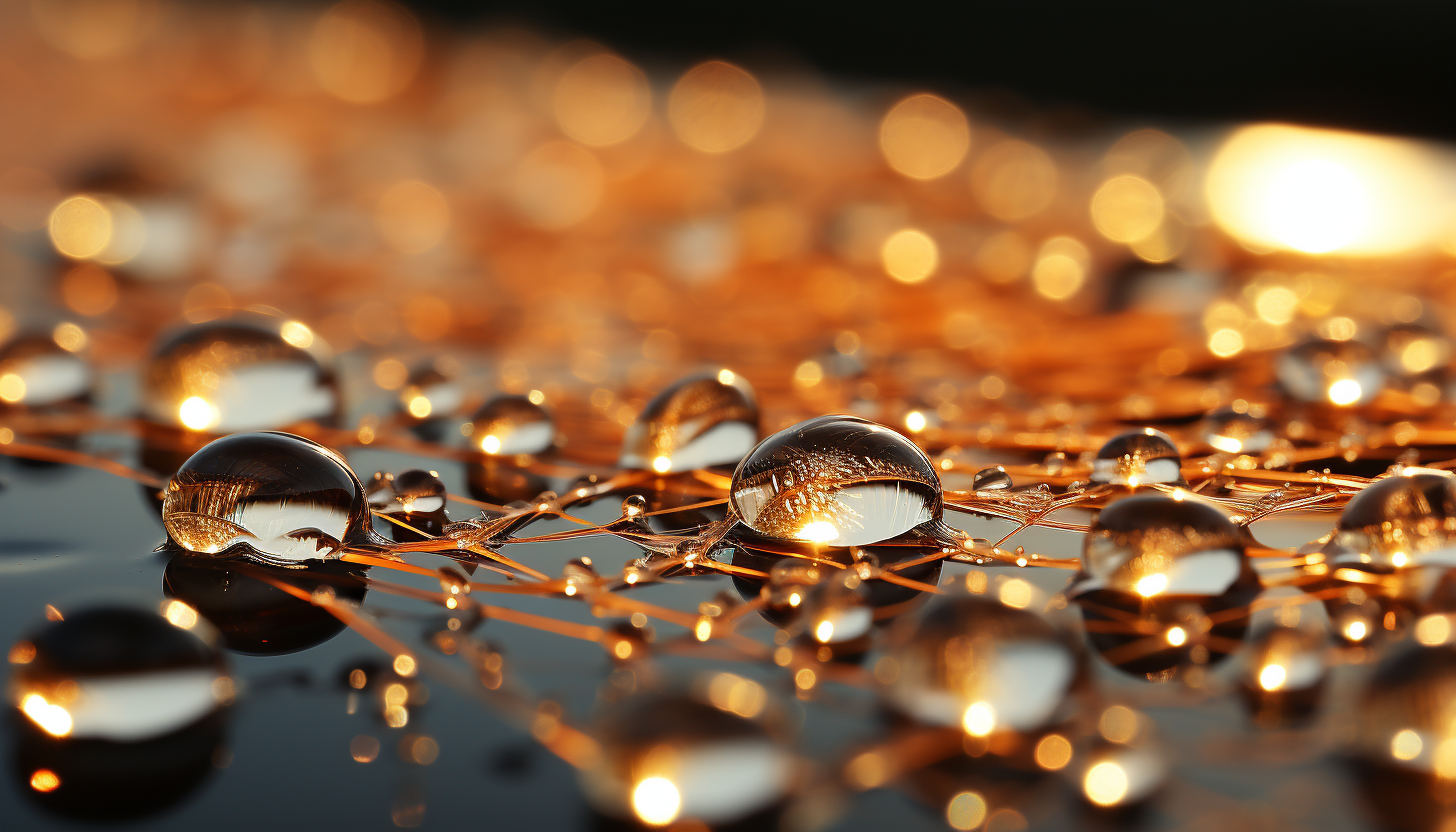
[
  {"x1": 668, "y1": 61, "x2": 765, "y2": 153},
  {"x1": 880, "y1": 93, "x2": 971, "y2": 180}
]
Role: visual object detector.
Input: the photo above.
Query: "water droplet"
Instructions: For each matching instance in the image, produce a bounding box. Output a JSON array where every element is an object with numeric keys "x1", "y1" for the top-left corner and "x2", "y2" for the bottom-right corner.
[
  {"x1": 579, "y1": 691, "x2": 793, "y2": 827},
  {"x1": 730, "y1": 415, "x2": 941, "y2": 547},
  {"x1": 799, "y1": 571, "x2": 874, "y2": 656},
  {"x1": 1091, "y1": 428, "x2": 1183, "y2": 486},
  {"x1": 398, "y1": 361, "x2": 465, "y2": 439},
  {"x1": 165, "y1": 552, "x2": 368, "y2": 654},
  {"x1": 621, "y1": 494, "x2": 649, "y2": 519},
  {"x1": 1201, "y1": 408, "x2": 1274, "y2": 455},
  {"x1": 971, "y1": 466, "x2": 1013, "y2": 492},
  {"x1": 142, "y1": 316, "x2": 336, "y2": 432},
  {"x1": 562, "y1": 557, "x2": 599, "y2": 596},
  {"x1": 1351, "y1": 644, "x2": 1456, "y2": 826},
  {"x1": 1237, "y1": 626, "x2": 1327, "y2": 726},
  {"x1": 1382, "y1": 322, "x2": 1452, "y2": 378},
  {"x1": 1275, "y1": 337, "x2": 1385, "y2": 406},
  {"x1": 1072, "y1": 493, "x2": 1260, "y2": 675},
  {"x1": 603, "y1": 621, "x2": 652, "y2": 663},
  {"x1": 368, "y1": 469, "x2": 448, "y2": 540},
  {"x1": 163, "y1": 431, "x2": 370, "y2": 565},
  {"x1": 1332, "y1": 468, "x2": 1456, "y2": 571},
  {"x1": 467, "y1": 394, "x2": 554, "y2": 456},
  {"x1": 885, "y1": 593, "x2": 1080, "y2": 737},
  {"x1": 0, "y1": 333, "x2": 93, "y2": 408},
  {"x1": 620, "y1": 372, "x2": 759, "y2": 473}
]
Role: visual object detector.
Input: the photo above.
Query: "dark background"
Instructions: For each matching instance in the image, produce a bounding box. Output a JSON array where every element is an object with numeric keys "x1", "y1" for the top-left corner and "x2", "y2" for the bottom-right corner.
[{"x1": 403, "y1": 0, "x2": 1456, "y2": 142}]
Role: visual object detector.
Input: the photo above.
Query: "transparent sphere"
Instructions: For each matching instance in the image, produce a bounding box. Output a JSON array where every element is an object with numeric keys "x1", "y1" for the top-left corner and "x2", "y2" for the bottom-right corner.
[
  {"x1": 1201, "y1": 408, "x2": 1274, "y2": 455},
  {"x1": 730, "y1": 415, "x2": 941, "y2": 547},
  {"x1": 972, "y1": 466, "x2": 1014, "y2": 491},
  {"x1": 143, "y1": 317, "x2": 336, "y2": 432},
  {"x1": 620, "y1": 371, "x2": 759, "y2": 473},
  {"x1": 579, "y1": 689, "x2": 793, "y2": 827},
  {"x1": 1237, "y1": 625, "x2": 1327, "y2": 725},
  {"x1": 164, "y1": 553, "x2": 368, "y2": 654},
  {"x1": 885, "y1": 593, "x2": 1079, "y2": 736},
  {"x1": 1091, "y1": 428, "x2": 1183, "y2": 486},
  {"x1": 0, "y1": 333, "x2": 92, "y2": 408},
  {"x1": 800, "y1": 571, "x2": 875, "y2": 649},
  {"x1": 466, "y1": 394, "x2": 554, "y2": 456},
  {"x1": 9, "y1": 605, "x2": 228, "y2": 742},
  {"x1": 162, "y1": 431, "x2": 368, "y2": 565},
  {"x1": 1275, "y1": 337, "x2": 1385, "y2": 406},
  {"x1": 397, "y1": 362, "x2": 464, "y2": 422},
  {"x1": 1330, "y1": 468, "x2": 1456, "y2": 570},
  {"x1": 1072, "y1": 493, "x2": 1259, "y2": 675},
  {"x1": 367, "y1": 469, "x2": 448, "y2": 541},
  {"x1": 1352, "y1": 644, "x2": 1456, "y2": 832}
]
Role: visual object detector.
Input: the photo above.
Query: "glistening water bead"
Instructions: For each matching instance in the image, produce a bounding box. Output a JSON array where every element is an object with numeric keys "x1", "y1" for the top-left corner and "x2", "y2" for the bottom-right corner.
[
  {"x1": 729, "y1": 415, "x2": 942, "y2": 547},
  {"x1": 1090, "y1": 428, "x2": 1184, "y2": 487},
  {"x1": 466, "y1": 394, "x2": 555, "y2": 456},
  {"x1": 620, "y1": 372, "x2": 759, "y2": 473},
  {"x1": 0, "y1": 333, "x2": 93, "y2": 409},
  {"x1": 162, "y1": 431, "x2": 371, "y2": 565},
  {"x1": 1071, "y1": 493, "x2": 1260, "y2": 676}
]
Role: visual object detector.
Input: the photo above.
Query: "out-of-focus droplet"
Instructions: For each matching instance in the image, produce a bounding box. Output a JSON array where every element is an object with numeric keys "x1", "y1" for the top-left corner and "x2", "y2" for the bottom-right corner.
[
  {"x1": 1327, "y1": 468, "x2": 1456, "y2": 571},
  {"x1": 1238, "y1": 626, "x2": 1327, "y2": 726},
  {"x1": 59, "y1": 263, "x2": 119, "y2": 316},
  {"x1": 397, "y1": 361, "x2": 464, "y2": 429},
  {"x1": 0, "y1": 334, "x2": 93, "y2": 408},
  {"x1": 1351, "y1": 644, "x2": 1456, "y2": 829},
  {"x1": 579, "y1": 691, "x2": 793, "y2": 826},
  {"x1": 668, "y1": 61, "x2": 765, "y2": 154},
  {"x1": 1202, "y1": 408, "x2": 1273, "y2": 454},
  {"x1": 143, "y1": 317, "x2": 336, "y2": 433},
  {"x1": 553, "y1": 53, "x2": 652, "y2": 147},
  {"x1": 879, "y1": 93, "x2": 971, "y2": 181},
  {"x1": 1072, "y1": 493, "x2": 1260, "y2": 676},
  {"x1": 308, "y1": 0, "x2": 423, "y2": 104},
  {"x1": 969, "y1": 140, "x2": 1057, "y2": 222},
  {"x1": 972, "y1": 467, "x2": 1013, "y2": 492},
  {"x1": 468, "y1": 394, "x2": 555, "y2": 456},
  {"x1": 1091, "y1": 428, "x2": 1183, "y2": 486},
  {"x1": 10, "y1": 606, "x2": 228, "y2": 742},
  {"x1": 1031, "y1": 236, "x2": 1089, "y2": 301},
  {"x1": 730, "y1": 415, "x2": 941, "y2": 547},
  {"x1": 1382, "y1": 323, "x2": 1452, "y2": 378},
  {"x1": 163, "y1": 431, "x2": 369, "y2": 565},
  {"x1": 886, "y1": 593, "x2": 1079, "y2": 738},
  {"x1": 799, "y1": 571, "x2": 875, "y2": 655},
  {"x1": 512, "y1": 141, "x2": 604, "y2": 229},
  {"x1": 1075, "y1": 740, "x2": 1167, "y2": 810},
  {"x1": 620, "y1": 373, "x2": 759, "y2": 472},
  {"x1": 1275, "y1": 337, "x2": 1385, "y2": 406}
]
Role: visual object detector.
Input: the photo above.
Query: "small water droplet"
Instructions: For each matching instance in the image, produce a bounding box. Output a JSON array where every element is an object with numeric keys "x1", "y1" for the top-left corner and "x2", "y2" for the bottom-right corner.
[
  {"x1": 620, "y1": 372, "x2": 759, "y2": 472},
  {"x1": 0, "y1": 333, "x2": 93, "y2": 409},
  {"x1": 971, "y1": 466, "x2": 1013, "y2": 492},
  {"x1": 1091, "y1": 428, "x2": 1183, "y2": 486},
  {"x1": 467, "y1": 394, "x2": 554, "y2": 456}
]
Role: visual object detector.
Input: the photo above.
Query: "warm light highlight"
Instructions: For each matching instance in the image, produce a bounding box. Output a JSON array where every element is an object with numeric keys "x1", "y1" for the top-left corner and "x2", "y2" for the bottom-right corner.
[
  {"x1": 554, "y1": 53, "x2": 652, "y2": 147},
  {"x1": 881, "y1": 229, "x2": 939, "y2": 284},
  {"x1": 668, "y1": 61, "x2": 765, "y2": 153},
  {"x1": 879, "y1": 93, "x2": 971, "y2": 180}
]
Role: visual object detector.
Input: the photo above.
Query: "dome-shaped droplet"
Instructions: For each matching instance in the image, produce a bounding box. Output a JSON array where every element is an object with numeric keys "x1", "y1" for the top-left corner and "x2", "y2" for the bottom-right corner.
[
  {"x1": 162, "y1": 431, "x2": 369, "y2": 565},
  {"x1": 367, "y1": 469, "x2": 448, "y2": 540},
  {"x1": 398, "y1": 362, "x2": 465, "y2": 422},
  {"x1": 620, "y1": 371, "x2": 759, "y2": 473},
  {"x1": 886, "y1": 592, "x2": 1080, "y2": 737},
  {"x1": 579, "y1": 689, "x2": 793, "y2": 827},
  {"x1": 1351, "y1": 644, "x2": 1456, "y2": 831},
  {"x1": 0, "y1": 333, "x2": 92, "y2": 408},
  {"x1": 1072, "y1": 493, "x2": 1259, "y2": 676},
  {"x1": 9, "y1": 604, "x2": 231, "y2": 821},
  {"x1": 800, "y1": 571, "x2": 875, "y2": 651},
  {"x1": 1201, "y1": 408, "x2": 1274, "y2": 455},
  {"x1": 1275, "y1": 337, "x2": 1385, "y2": 406},
  {"x1": 972, "y1": 466, "x2": 1014, "y2": 491},
  {"x1": 164, "y1": 553, "x2": 368, "y2": 654},
  {"x1": 1237, "y1": 625, "x2": 1327, "y2": 726},
  {"x1": 9, "y1": 605, "x2": 229, "y2": 742},
  {"x1": 1331, "y1": 468, "x2": 1456, "y2": 570},
  {"x1": 1091, "y1": 428, "x2": 1183, "y2": 486},
  {"x1": 467, "y1": 394, "x2": 554, "y2": 456},
  {"x1": 730, "y1": 415, "x2": 941, "y2": 547},
  {"x1": 142, "y1": 316, "x2": 336, "y2": 432}
]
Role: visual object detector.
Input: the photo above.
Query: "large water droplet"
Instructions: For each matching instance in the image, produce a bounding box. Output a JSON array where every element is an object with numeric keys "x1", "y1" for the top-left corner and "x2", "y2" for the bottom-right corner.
[
  {"x1": 467, "y1": 394, "x2": 554, "y2": 456},
  {"x1": 142, "y1": 316, "x2": 336, "y2": 433},
  {"x1": 1237, "y1": 625, "x2": 1327, "y2": 726},
  {"x1": 1275, "y1": 337, "x2": 1385, "y2": 406},
  {"x1": 0, "y1": 333, "x2": 92, "y2": 408},
  {"x1": 579, "y1": 690, "x2": 793, "y2": 827},
  {"x1": 164, "y1": 553, "x2": 368, "y2": 654},
  {"x1": 620, "y1": 372, "x2": 759, "y2": 473},
  {"x1": 1091, "y1": 428, "x2": 1183, "y2": 486},
  {"x1": 730, "y1": 415, "x2": 941, "y2": 547},
  {"x1": 885, "y1": 592, "x2": 1079, "y2": 736},
  {"x1": 162, "y1": 431, "x2": 369, "y2": 565},
  {"x1": 1351, "y1": 644, "x2": 1456, "y2": 830},
  {"x1": 1333, "y1": 468, "x2": 1456, "y2": 570},
  {"x1": 1072, "y1": 493, "x2": 1259, "y2": 676}
]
